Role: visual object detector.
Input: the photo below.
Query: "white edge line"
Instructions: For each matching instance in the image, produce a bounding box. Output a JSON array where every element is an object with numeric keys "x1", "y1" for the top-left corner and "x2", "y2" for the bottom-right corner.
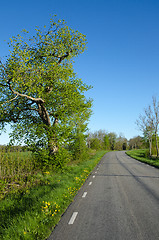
[
  {"x1": 82, "y1": 192, "x2": 87, "y2": 198},
  {"x1": 89, "y1": 181, "x2": 92, "y2": 185},
  {"x1": 93, "y1": 175, "x2": 95, "y2": 178},
  {"x1": 68, "y1": 212, "x2": 78, "y2": 225}
]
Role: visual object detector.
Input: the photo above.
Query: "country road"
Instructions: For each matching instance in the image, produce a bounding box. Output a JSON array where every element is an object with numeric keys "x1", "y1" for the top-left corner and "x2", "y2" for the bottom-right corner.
[{"x1": 47, "y1": 151, "x2": 159, "y2": 240}]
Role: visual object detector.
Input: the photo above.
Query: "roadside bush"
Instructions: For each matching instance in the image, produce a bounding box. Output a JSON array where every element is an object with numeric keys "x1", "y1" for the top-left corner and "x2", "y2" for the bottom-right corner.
[
  {"x1": 144, "y1": 149, "x2": 150, "y2": 158},
  {"x1": 90, "y1": 138, "x2": 102, "y2": 150},
  {"x1": 50, "y1": 148, "x2": 71, "y2": 170},
  {"x1": 33, "y1": 147, "x2": 71, "y2": 170}
]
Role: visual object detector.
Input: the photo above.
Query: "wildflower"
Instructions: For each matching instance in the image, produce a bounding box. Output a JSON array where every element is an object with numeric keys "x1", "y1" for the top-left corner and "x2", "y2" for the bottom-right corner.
[{"x1": 24, "y1": 232, "x2": 27, "y2": 235}]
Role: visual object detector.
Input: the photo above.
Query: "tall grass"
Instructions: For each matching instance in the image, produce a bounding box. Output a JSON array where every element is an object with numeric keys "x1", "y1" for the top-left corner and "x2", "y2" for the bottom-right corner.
[
  {"x1": 0, "y1": 150, "x2": 36, "y2": 199},
  {"x1": 0, "y1": 150, "x2": 34, "y2": 178},
  {"x1": 0, "y1": 150, "x2": 107, "y2": 240}
]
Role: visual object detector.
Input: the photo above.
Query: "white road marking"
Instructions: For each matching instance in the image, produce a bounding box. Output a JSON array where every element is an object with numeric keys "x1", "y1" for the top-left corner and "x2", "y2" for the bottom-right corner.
[
  {"x1": 89, "y1": 182, "x2": 92, "y2": 185},
  {"x1": 95, "y1": 171, "x2": 97, "y2": 173},
  {"x1": 68, "y1": 212, "x2": 78, "y2": 225},
  {"x1": 93, "y1": 175, "x2": 95, "y2": 178},
  {"x1": 82, "y1": 192, "x2": 87, "y2": 198}
]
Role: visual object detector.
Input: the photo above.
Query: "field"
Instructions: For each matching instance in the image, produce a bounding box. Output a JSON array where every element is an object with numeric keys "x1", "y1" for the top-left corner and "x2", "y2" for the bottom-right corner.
[
  {"x1": 0, "y1": 150, "x2": 107, "y2": 240},
  {"x1": 0, "y1": 150, "x2": 36, "y2": 199},
  {"x1": 126, "y1": 149, "x2": 159, "y2": 168}
]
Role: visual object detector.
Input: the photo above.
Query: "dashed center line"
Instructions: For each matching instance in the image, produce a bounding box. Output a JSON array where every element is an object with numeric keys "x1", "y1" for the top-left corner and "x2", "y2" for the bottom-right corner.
[
  {"x1": 68, "y1": 212, "x2": 78, "y2": 225},
  {"x1": 89, "y1": 181, "x2": 92, "y2": 185},
  {"x1": 82, "y1": 192, "x2": 87, "y2": 198}
]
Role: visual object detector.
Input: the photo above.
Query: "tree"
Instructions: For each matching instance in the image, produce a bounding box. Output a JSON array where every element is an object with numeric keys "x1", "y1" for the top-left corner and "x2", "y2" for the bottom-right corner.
[
  {"x1": 108, "y1": 132, "x2": 117, "y2": 150},
  {"x1": 136, "y1": 97, "x2": 159, "y2": 157},
  {"x1": 87, "y1": 130, "x2": 106, "y2": 150},
  {"x1": 68, "y1": 112, "x2": 90, "y2": 161},
  {"x1": 136, "y1": 107, "x2": 154, "y2": 157},
  {"x1": 115, "y1": 134, "x2": 127, "y2": 150},
  {"x1": 0, "y1": 16, "x2": 92, "y2": 164},
  {"x1": 152, "y1": 96, "x2": 159, "y2": 156},
  {"x1": 103, "y1": 134, "x2": 110, "y2": 150},
  {"x1": 129, "y1": 136, "x2": 144, "y2": 150},
  {"x1": 89, "y1": 138, "x2": 102, "y2": 150}
]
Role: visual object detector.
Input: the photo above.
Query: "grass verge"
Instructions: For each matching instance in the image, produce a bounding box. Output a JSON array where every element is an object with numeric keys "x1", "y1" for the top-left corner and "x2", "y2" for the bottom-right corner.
[
  {"x1": 126, "y1": 149, "x2": 159, "y2": 168},
  {"x1": 0, "y1": 150, "x2": 107, "y2": 240}
]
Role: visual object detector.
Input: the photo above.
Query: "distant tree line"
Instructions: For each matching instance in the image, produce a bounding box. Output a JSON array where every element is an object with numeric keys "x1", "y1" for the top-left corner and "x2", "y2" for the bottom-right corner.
[
  {"x1": 0, "y1": 131, "x2": 145, "y2": 154},
  {"x1": 0, "y1": 145, "x2": 28, "y2": 152},
  {"x1": 87, "y1": 130, "x2": 145, "y2": 151}
]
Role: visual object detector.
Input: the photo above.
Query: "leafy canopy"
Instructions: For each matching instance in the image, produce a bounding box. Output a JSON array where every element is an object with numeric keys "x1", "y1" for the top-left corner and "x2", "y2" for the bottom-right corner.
[{"x1": 0, "y1": 16, "x2": 92, "y2": 149}]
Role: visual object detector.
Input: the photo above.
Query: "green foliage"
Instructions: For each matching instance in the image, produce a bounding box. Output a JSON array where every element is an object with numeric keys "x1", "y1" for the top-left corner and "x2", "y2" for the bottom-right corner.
[
  {"x1": 108, "y1": 132, "x2": 117, "y2": 150},
  {"x1": 33, "y1": 148, "x2": 50, "y2": 169},
  {"x1": 144, "y1": 149, "x2": 150, "y2": 158},
  {"x1": 0, "y1": 15, "x2": 92, "y2": 167},
  {"x1": 128, "y1": 136, "x2": 146, "y2": 150},
  {"x1": 50, "y1": 148, "x2": 71, "y2": 170},
  {"x1": 151, "y1": 135, "x2": 159, "y2": 156},
  {"x1": 90, "y1": 138, "x2": 102, "y2": 150},
  {"x1": 0, "y1": 150, "x2": 107, "y2": 240},
  {"x1": 88, "y1": 130, "x2": 130, "y2": 151},
  {"x1": 103, "y1": 134, "x2": 110, "y2": 149},
  {"x1": 71, "y1": 135, "x2": 89, "y2": 162}
]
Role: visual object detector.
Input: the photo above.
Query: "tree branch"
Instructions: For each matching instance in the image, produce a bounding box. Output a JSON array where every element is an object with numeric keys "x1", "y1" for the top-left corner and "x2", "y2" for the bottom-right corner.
[
  {"x1": 7, "y1": 79, "x2": 45, "y2": 103},
  {"x1": 1, "y1": 95, "x2": 18, "y2": 106},
  {"x1": 58, "y1": 51, "x2": 71, "y2": 64}
]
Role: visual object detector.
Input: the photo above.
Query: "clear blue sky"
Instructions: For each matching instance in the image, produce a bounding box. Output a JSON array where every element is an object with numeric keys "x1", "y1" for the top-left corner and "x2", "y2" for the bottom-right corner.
[{"x1": 0, "y1": 0, "x2": 159, "y2": 144}]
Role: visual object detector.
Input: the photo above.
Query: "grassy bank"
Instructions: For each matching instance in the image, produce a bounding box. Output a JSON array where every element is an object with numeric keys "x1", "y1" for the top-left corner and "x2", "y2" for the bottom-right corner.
[
  {"x1": 0, "y1": 150, "x2": 107, "y2": 240},
  {"x1": 126, "y1": 149, "x2": 159, "y2": 168}
]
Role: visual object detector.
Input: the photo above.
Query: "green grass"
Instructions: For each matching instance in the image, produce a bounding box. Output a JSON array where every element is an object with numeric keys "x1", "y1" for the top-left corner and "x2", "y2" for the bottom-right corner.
[
  {"x1": 0, "y1": 150, "x2": 107, "y2": 240},
  {"x1": 126, "y1": 149, "x2": 159, "y2": 168}
]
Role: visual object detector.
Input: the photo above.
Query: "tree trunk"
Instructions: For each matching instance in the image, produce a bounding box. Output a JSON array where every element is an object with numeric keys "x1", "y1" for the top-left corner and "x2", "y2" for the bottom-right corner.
[
  {"x1": 155, "y1": 132, "x2": 159, "y2": 157},
  {"x1": 37, "y1": 102, "x2": 59, "y2": 156},
  {"x1": 48, "y1": 138, "x2": 59, "y2": 155},
  {"x1": 47, "y1": 117, "x2": 59, "y2": 156},
  {"x1": 149, "y1": 137, "x2": 152, "y2": 157}
]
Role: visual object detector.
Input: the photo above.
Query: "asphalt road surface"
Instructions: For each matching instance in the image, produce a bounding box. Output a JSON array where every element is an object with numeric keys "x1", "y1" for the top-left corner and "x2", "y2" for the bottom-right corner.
[{"x1": 47, "y1": 151, "x2": 159, "y2": 240}]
